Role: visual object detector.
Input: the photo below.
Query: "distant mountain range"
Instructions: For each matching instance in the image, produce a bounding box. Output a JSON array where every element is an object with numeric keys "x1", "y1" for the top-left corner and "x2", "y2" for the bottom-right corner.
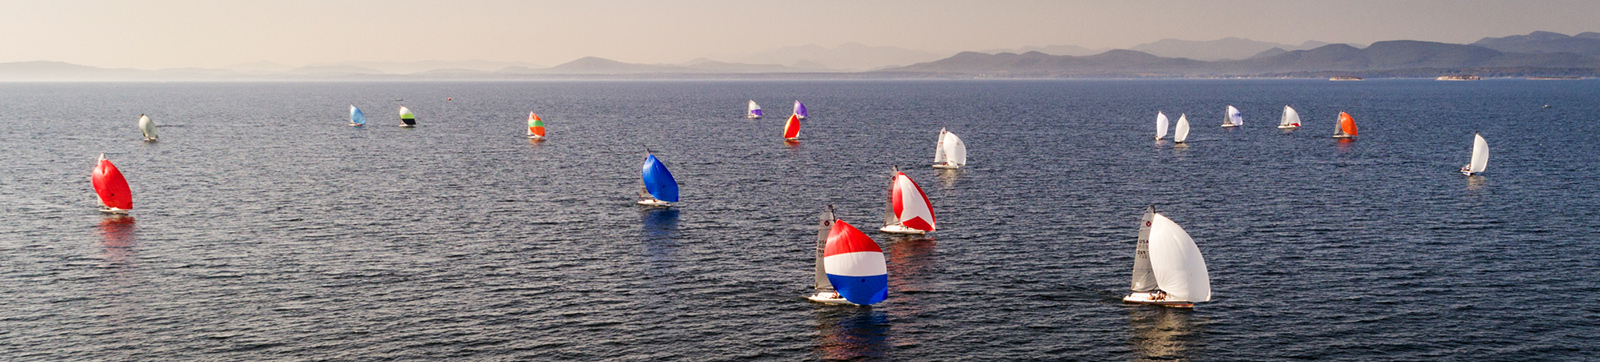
[{"x1": 2, "y1": 32, "x2": 1598, "y2": 80}]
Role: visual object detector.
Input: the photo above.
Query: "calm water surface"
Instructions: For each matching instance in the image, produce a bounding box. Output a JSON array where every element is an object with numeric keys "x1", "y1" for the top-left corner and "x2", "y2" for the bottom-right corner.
[{"x1": 2, "y1": 80, "x2": 1598, "y2": 360}]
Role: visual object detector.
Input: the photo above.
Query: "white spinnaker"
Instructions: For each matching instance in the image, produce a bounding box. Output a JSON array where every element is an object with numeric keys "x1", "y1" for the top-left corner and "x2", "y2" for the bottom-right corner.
[
  {"x1": 1147, "y1": 213, "x2": 1210, "y2": 302},
  {"x1": 1156, "y1": 112, "x2": 1170, "y2": 139},
  {"x1": 894, "y1": 174, "x2": 936, "y2": 230},
  {"x1": 1470, "y1": 133, "x2": 1489, "y2": 173},
  {"x1": 1174, "y1": 115, "x2": 1190, "y2": 143},
  {"x1": 944, "y1": 131, "x2": 967, "y2": 166},
  {"x1": 138, "y1": 115, "x2": 157, "y2": 140},
  {"x1": 934, "y1": 128, "x2": 948, "y2": 164},
  {"x1": 1227, "y1": 106, "x2": 1243, "y2": 126},
  {"x1": 1281, "y1": 106, "x2": 1300, "y2": 126},
  {"x1": 1132, "y1": 206, "x2": 1158, "y2": 292}
]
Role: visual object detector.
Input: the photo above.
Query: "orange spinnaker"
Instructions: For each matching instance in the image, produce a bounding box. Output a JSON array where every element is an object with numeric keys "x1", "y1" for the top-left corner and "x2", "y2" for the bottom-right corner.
[
  {"x1": 1339, "y1": 112, "x2": 1359, "y2": 136},
  {"x1": 528, "y1": 112, "x2": 545, "y2": 137}
]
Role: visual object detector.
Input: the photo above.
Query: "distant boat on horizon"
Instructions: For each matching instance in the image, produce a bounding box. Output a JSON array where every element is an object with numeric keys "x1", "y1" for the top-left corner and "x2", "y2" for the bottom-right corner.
[
  {"x1": 1124, "y1": 206, "x2": 1210, "y2": 308},
  {"x1": 92, "y1": 154, "x2": 133, "y2": 215},
  {"x1": 1329, "y1": 76, "x2": 1364, "y2": 81},
  {"x1": 138, "y1": 114, "x2": 158, "y2": 141},
  {"x1": 1332, "y1": 112, "x2": 1358, "y2": 139},
  {"x1": 747, "y1": 100, "x2": 763, "y2": 119},
  {"x1": 1277, "y1": 106, "x2": 1300, "y2": 129},
  {"x1": 932, "y1": 128, "x2": 966, "y2": 169}
]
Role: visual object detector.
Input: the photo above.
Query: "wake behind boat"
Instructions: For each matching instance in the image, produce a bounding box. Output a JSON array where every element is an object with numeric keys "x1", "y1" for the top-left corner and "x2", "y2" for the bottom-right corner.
[
  {"x1": 1278, "y1": 106, "x2": 1301, "y2": 129},
  {"x1": 879, "y1": 166, "x2": 936, "y2": 235},
  {"x1": 931, "y1": 128, "x2": 967, "y2": 169},
  {"x1": 138, "y1": 114, "x2": 158, "y2": 141},
  {"x1": 1124, "y1": 206, "x2": 1211, "y2": 308},
  {"x1": 1461, "y1": 133, "x2": 1489, "y2": 175}
]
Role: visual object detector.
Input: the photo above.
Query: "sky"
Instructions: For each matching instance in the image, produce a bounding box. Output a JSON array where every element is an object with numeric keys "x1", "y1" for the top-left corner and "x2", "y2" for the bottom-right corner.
[{"x1": 1, "y1": 0, "x2": 1598, "y2": 69}]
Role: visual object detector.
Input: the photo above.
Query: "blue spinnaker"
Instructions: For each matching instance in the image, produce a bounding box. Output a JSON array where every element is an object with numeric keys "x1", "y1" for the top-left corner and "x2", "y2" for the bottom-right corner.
[
  {"x1": 642, "y1": 154, "x2": 679, "y2": 202},
  {"x1": 350, "y1": 105, "x2": 366, "y2": 125}
]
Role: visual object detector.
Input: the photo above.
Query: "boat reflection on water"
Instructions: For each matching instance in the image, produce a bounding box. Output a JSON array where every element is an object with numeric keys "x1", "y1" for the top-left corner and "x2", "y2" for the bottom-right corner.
[
  {"x1": 814, "y1": 307, "x2": 891, "y2": 360},
  {"x1": 1466, "y1": 175, "x2": 1487, "y2": 191},
  {"x1": 527, "y1": 137, "x2": 545, "y2": 150},
  {"x1": 785, "y1": 139, "x2": 801, "y2": 148},
  {"x1": 1336, "y1": 138, "x2": 1356, "y2": 151},
  {"x1": 99, "y1": 216, "x2": 138, "y2": 266},
  {"x1": 1126, "y1": 306, "x2": 1208, "y2": 360},
  {"x1": 935, "y1": 168, "x2": 962, "y2": 188},
  {"x1": 640, "y1": 208, "x2": 680, "y2": 276}
]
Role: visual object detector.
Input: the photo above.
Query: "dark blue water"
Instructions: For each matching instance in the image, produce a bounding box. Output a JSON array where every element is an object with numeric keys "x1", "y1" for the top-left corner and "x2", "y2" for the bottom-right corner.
[{"x1": 2, "y1": 80, "x2": 1597, "y2": 360}]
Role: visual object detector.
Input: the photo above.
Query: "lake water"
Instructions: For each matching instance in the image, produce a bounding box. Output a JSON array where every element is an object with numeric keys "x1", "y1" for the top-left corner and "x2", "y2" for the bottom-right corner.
[{"x1": 2, "y1": 80, "x2": 1597, "y2": 360}]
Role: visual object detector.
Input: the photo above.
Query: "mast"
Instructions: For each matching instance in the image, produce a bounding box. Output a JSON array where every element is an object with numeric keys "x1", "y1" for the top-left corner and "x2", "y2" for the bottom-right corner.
[
  {"x1": 884, "y1": 166, "x2": 899, "y2": 227},
  {"x1": 1132, "y1": 205, "x2": 1158, "y2": 292},
  {"x1": 815, "y1": 205, "x2": 836, "y2": 291}
]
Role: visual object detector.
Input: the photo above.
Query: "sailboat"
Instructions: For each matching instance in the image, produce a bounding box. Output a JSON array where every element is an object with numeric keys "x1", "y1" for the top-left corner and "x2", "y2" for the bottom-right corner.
[
  {"x1": 1461, "y1": 133, "x2": 1489, "y2": 175},
  {"x1": 349, "y1": 106, "x2": 366, "y2": 126},
  {"x1": 783, "y1": 114, "x2": 801, "y2": 141},
  {"x1": 137, "y1": 114, "x2": 158, "y2": 141},
  {"x1": 637, "y1": 149, "x2": 679, "y2": 207},
  {"x1": 398, "y1": 106, "x2": 416, "y2": 127},
  {"x1": 92, "y1": 154, "x2": 133, "y2": 214},
  {"x1": 1155, "y1": 112, "x2": 1170, "y2": 140},
  {"x1": 747, "y1": 100, "x2": 763, "y2": 119},
  {"x1": 1332, "y1": 112, "x2": 1358, "y2": 139},
  {"x1": 1221, "y1": 105, "x2": 1242, "y2": 128},
  {"x1": 931, "y1": 128, "x2": 967, "y2": 169},
  {"x1": 879, "y1": 166, "x2": 937, "y2": 235},
  {"x1": 794, "y1": 100, "x2": 808, "y2": 120},
  {"x1": 1124, "y1": 206, "x2": 1211, "y2": 308},
  {"x1": 1277, "y1": 106, "x2": 1300, "y2": 129},
  {"x1": 526, "y1": 112, "x2": 546, "y2": 140},
  {"x1": 1173, "y1": 114, "x2": 1191, "y2": 143},
  {"x1": 810, "y1": 205, "x2": 889, "y2": 306}
]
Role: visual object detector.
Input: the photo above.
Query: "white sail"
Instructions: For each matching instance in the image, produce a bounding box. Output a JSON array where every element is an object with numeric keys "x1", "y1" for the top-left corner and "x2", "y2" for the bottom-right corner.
[
  {"x1": 815, "y1": 206, "x2": 835, "y2": 291},
  {"x1": 1280, "y1": 106, "x2": 1300, "y2": 127},
  {"x1": 933, "y1": 128, "x2": 948, "y2": 164},
  {"x1": 1226, "y1": 105, "x2": 1243, "y2": 126},
  {"x1": 138, "y1": 115, "x2": 157, "y2": 140},
  {"x1": 1469, "y1": 133, "x2": 1489, "y2": 173},
  {"x1": 943, "y1": 131, "x2": 967, "y2": 166},
  {"x1": 1131, "y1": 206, "x2": 1158, "y2": 292},
  {"x1": 1147, "y1": 213, "x2": 1210, "y2": 302},
  {"x1": 1155, "y1": 112, "x2": 1169, "y2": 139},
  {"x1": 1174, "y1": 114, "x2": 1190, "y2": 143}
]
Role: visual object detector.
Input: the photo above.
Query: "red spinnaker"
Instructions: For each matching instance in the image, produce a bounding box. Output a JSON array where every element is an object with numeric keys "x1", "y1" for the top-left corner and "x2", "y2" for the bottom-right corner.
[{"x1": 92, "y1": 155, "x2": 132, "y2": 210}]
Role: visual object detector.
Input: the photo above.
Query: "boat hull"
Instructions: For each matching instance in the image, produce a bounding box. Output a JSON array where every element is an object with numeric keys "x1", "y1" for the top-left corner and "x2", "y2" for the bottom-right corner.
[
  {"x1": 399, "y1": 124, "x2": 415, "y2": 128},
  {"x1": 807, "y1": 292, "x2": 856, "y2": 305},
  {"x1": 528, "y1": 135, "x2": 544, "y2": 140},
  {"x1": 878, "y1": 224, "x2": 927, "y2": 235},
  {"x1": 746, "y1": 115, "x2": 761, "y2": 119},
  {"x1": 931, "y1": 163, "x2": 960, "y2": 169},
  {"x1": 100, "y1": 207, "x2": 130, "y2": 215},
  {"x1": 1332, "y1": 134, "x2": 1354, "y2": 139},
  {"x1": 1277, "y1": 125, "x2": 1298, "y2": 129},
  {"x1": 1122, "y1": 292, "x2": 1195, "y2": 308},
  {"x1": 1221, "y1": 124, "x2": 1239, "y2": 128},
  {"x1": 637, "y1": 199, "x2": 671, "y2": 207}
]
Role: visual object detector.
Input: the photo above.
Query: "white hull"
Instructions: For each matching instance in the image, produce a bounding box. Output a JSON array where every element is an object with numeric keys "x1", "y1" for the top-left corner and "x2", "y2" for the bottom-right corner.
[
  {"x1": 1221, "y1": 124, "x2": 1239, "y2": 128},
  {"x1": 100, "y1": 207, "x2": 130, "y2": 215},
  {"x1": 637, "y1": 199, "x2": 671, "y2": 207},
  {"x1": 1277, "y1": 125, "x2": 1298, "y2": 129},
  {"x1": 349, "y1": 123, "x2": 363, "y2": 127},
  {"x1": 747, "y1": 115, "x2": 761, "y2": 119},
  {"x1": 1332, "y1": 134, "x2": 1354, "y2": 139},
  {"x1": 931, "y1": 163, "x2": 960, "y2": 169},
  {"x1": 142, "y1": 137, "x2": 158, "y2": 142},
  {"x1": 528, "y1": 135, "x2": 544, "y2": 140},
  {"x1": 878, "y1": 224, "x2": 928, "y2": 235},
  {"x1": 785, "y1": 137, "x2": 799, "y2": 141},
  {"x1": 399, "y1": 124, "x2": 415, "y2": 128},
  {"x1": 807, "y1": 292, "x2": 856, "y2": 305},
  {"x1": 1122, "y1": 292, "x2": 1195, "y2": 308}
]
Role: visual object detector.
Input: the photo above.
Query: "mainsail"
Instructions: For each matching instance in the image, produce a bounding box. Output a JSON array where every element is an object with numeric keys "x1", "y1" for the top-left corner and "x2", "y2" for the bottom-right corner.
[
  {"x1": 815, "y1": 205, "x2": 836, "y2": 291},
  {"x1": 1132, "y1": 206, "x2": 1157, "y2": 292},
  {"x1": 1280, "y1": 106, "x2": 1300, "y2": 127}
]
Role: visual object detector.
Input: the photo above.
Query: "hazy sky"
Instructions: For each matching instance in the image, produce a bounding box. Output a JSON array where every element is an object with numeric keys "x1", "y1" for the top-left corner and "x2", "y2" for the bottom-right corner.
[{"x1": 2, "y1": 0, "x2": 1597, "y2": 69}]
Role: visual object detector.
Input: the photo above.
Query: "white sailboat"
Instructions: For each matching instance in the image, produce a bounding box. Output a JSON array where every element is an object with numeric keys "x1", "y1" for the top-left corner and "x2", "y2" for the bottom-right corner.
[
  {"x1": 1173, "y1": 114, "x2": 1190, "y2": 143},
  {"x1": 1277, "y1": 106, "x2": 1301, "y2": 129},
  {"x1": 747, "y1": 100, "x2": 763, "y2": 119},
  {"x1": 138, "y1": 114, "x2": 158, "y2": 141},
  {"x1": 1124, "y1": 206, "x2": 1211, "y2": 308},
  {"x1": 1221, "y1": 105, "x2": 1242, "y2": 128},
  {"x1": 1155, "y1": 112, "x2": 1170, "y2": 140},
  {"x1": 931, "y1": 128, "x2": 967, "y2": 169},
  {"x1": 1461, "y1": 133, "x2": 1489, "y2": 175},
  {"x1": 879, "y1": 166, "x2": 937, "y2": 235}
]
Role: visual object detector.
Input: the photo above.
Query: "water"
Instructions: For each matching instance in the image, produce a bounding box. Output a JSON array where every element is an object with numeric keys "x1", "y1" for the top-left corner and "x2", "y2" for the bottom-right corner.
[{"x1": 2, "y1": 80, "x2": 1597, "y2": 360}]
